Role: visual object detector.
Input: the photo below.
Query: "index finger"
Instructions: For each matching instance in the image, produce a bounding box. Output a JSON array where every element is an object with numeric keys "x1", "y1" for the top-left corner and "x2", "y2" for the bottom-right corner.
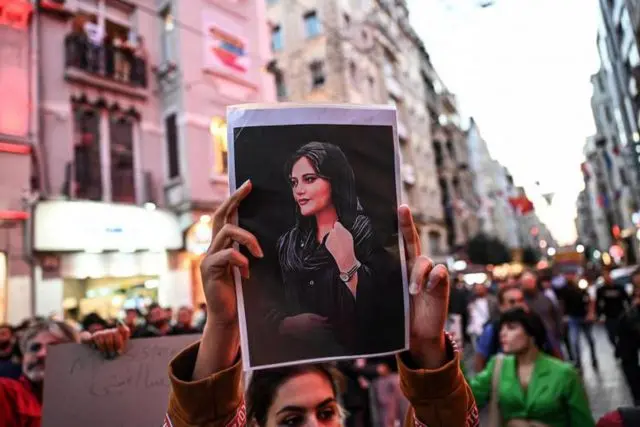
[
  {"x1": 213, "y1": 180, "x2": 252, "y2": 233},
  {"x1": 398, "y1": 205, "x2": 420, "y2": 258}
]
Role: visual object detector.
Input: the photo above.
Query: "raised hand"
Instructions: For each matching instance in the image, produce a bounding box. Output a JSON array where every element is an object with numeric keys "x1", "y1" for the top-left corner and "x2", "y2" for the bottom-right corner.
[
  {"x1": 325, "y1": 221, "x2": 357, "y2": 272},
  {"x1": 398, "y1": 204, "x2": 450, "y2": 369},
  {"x1": 81, "y1": 322, "x2": 130, "y2": 359}
]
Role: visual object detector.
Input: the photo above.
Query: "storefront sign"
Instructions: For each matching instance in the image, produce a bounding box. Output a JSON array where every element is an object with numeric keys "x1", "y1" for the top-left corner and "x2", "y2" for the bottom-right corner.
[
  {"x1": 33, "y1": 201, "x2": 183, "y2": 252},
  {"x1": 202, "y1": 9, "x2": 250, "y2": 74}
]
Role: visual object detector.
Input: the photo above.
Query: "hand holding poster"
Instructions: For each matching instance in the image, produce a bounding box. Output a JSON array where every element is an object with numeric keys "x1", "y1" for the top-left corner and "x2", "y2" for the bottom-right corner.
[
  {"x1": 41, "y1": 334, "x2": 200, "y2": 427},
  {"x1": 227, "y1": 104, "x2": 409, "y2": 369}
]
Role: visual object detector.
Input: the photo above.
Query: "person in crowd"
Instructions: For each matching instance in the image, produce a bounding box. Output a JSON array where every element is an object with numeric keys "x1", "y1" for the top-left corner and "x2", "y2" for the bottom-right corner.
[
  {"x1": 469, "y1": 308, "x2": 595, "y2": 427},
  {"x1": 617, "y1": 286, "x2": 640, "y2": 405},
  {"x1": 81, "y1": 312, "x2": 109, "y2": 334},
  {"x1": 597, "y1": 407, "x2": 640, "y2": 427},
  {"x1": 165, "y1": 307, "x2": 175, "y2": 325},
  {"x1": 466, "y1": 283, "x2": 499, "y2": 350},
  {"x1": 337, "y1": 358, "x2": 376, "y2": 427},
  {"x1": 193, "y1": 302, "x2": 208, "y2": 331},
  {"x1": 521, "y1": 270, "x2": 563, "y2": 354},
  {"x1": 0, "y1": 319, "x2": 128, "y2": 427},
  {"x1": 170, "y1": 306, "x2": 199, "y2": 335},
  {"x1": 0, "y1": 323, "x2": 20, "y2": 364},
  {"x1": 474, "y1": 285, "x2": 561, "y2": 373},
  {"x1": 123, "y1": 308, "x2": 140, "y2": 332},
  {"x1": 161, "y1": 182, "x2": 479, "y2": 427},
  {"x1": 557, "y1": 271, "x2": 599, "y2": 370},
  {"x1": 539, "y1": 272, "x2": 560, "y2": 307},
  {"x1": 133, "y1": 303, "x2": 171, "y2": 338},
  {"x1": 597, "y1": 268, "x2": 630, "y2": 357},
  {"x1": 449, "y1": 274, "x2": 472, "y2": 344}
]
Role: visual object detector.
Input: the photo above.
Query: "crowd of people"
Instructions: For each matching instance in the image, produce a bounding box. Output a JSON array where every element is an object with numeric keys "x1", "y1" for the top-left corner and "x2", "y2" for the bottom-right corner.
[{"x1": 0, "y1": 184, "x2": 639, "y2": 426}]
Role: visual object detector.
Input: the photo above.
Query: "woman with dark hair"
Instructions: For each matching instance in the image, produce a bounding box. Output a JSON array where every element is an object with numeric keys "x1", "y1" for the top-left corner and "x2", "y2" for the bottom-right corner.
[
  {"x1": 272, "y1": 141, "x2": 399, "y2": 357},
  {"x1": 469, "y1": 308, "x2": 594, "y2": 427}
]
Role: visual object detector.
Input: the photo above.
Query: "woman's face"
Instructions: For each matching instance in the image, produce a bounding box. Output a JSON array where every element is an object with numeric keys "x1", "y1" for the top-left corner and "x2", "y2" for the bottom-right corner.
[
  {"x1": 499, "y1": 322, "x2": 531, "y2": 354},
  {"x1": 290, "y1": 157, "x2": 333, "y2": 217},
  {"x1": 266, "y1": 371, "x2": 342, "y2": 427}
]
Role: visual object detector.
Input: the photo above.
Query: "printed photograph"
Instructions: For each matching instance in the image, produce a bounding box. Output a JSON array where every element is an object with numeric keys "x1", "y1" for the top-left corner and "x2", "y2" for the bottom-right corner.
[{"x1": 228, "y1": 106, "x2": 408, "y2": 369}]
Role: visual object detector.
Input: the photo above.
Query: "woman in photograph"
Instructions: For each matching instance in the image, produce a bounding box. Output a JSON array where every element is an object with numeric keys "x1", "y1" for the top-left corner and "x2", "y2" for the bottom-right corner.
[
  {"x1": 271, "y1": 141, "x2": 399, "y2": 358},
  {"x1": 469, "y1": 308, "x2": 594, "y2": 427}
]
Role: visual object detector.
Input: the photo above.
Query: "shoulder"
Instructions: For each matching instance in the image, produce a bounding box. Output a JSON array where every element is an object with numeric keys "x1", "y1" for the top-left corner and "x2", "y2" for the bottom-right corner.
[
  {"x1": 540, "y1": 354, "x2": 578, "y2": 376},
  {"x1": 277, "y1": 227, "x2": 299, "y2": 250},
  {"x1": 0, "y1": 377, "x2": 40, "y2": 412}
]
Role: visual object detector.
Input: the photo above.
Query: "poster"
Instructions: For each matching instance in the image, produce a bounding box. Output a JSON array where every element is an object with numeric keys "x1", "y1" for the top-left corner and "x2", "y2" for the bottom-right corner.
[
  {"x1": 228, "y1": 104, "x2": 409, "y2": 370},
  {"x1": 41, "y1": 334, "x2": 200, "y2": 427}
]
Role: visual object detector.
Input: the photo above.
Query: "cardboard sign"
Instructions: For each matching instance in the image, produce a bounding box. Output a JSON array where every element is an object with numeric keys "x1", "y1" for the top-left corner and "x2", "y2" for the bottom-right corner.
[{"x1": 42, "y1": 334, "x2": 200, "y2": 427}]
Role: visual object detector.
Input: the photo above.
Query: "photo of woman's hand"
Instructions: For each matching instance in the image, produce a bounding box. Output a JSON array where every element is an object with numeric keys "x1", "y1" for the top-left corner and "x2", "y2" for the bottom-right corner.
[{"x1": 325, "y1": 221, "x2": 357, "y2": 272}]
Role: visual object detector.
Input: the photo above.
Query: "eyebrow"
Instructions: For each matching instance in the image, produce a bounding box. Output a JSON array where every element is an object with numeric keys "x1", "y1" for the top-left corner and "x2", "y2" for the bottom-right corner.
[{"x1": 276, "y1": 398, "x2": 337, "y2": 415}]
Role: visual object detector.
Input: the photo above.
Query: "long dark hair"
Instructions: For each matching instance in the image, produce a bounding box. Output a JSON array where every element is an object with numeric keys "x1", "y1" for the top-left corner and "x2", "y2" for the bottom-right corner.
[
  {"x1": 497, "y1": 308, "x2": 548, "y2": 351},
  {"x1": 285, "y1": 142, "x2": 360, "y2": 230},
  {"x1": 246, "y1": 363, "x2": 345, "y2": 426}
]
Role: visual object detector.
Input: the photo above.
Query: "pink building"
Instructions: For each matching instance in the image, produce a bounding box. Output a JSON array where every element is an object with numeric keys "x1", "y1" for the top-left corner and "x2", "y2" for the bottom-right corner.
[{"x1": 0, "y1": 0, "x2": 275, "y2": 324}]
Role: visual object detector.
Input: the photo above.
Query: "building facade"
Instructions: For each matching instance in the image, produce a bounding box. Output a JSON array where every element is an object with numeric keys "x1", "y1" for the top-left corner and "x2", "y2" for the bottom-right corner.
[
  {"x1": 266, "y1": 0, "x2": 450, "y2": 258},
  {"x1": 0, "y1": 0, "x2": 274, "y2": 323}
]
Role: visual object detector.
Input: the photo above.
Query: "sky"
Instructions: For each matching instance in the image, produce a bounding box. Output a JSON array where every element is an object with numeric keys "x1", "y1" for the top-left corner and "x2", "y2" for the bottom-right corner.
[{"x1": 407, "y1": 0, "x2": 602, "y2": 245}]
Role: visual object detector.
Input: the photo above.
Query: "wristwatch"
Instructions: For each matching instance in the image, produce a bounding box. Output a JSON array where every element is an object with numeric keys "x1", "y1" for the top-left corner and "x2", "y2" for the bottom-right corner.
[{"x1": 339, "y1": 260, "x2": 361, "y2": 282}]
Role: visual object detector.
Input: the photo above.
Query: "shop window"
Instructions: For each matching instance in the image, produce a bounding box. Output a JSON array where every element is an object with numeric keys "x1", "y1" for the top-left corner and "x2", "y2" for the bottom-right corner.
[
  {"x1": 72, "y1": 107, "x2": 102, "y2": 201},
  {"x1": 310, "y1": 60, "x2": 325, "y2": 89},
  {"x1": 110, "y1": 114, "x2": 135, "y2": 203},
  {"x1": 165, "y1": 113, "x2": 180, "y2": 179},
  {"x1": 211, "y1": 117, "x2": 228, "y2": 175}
]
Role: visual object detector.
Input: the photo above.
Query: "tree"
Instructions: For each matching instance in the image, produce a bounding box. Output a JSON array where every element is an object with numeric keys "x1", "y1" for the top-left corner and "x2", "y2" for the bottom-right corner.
[{"x1": 467, "y1": 233, "x2": 512, "y2": 265}]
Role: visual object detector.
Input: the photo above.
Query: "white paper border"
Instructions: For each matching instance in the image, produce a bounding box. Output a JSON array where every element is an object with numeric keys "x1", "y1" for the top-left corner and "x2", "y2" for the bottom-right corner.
[{"x1": 227, "y1": 103, "x2": 410, "y2": 371}]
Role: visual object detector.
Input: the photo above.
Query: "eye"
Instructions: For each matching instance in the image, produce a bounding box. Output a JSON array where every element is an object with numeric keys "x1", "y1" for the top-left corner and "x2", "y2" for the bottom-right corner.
[
  {"x1": 303, "y1": 175, "x2": 317, "y2": 184},
  {"x1": 289, "y1": 178, "x2": 297, "y2": 188},
  {"x1": 318, "y1": 408, "x2": 337, "y2": 421},
  {"x1": 279, "y1": 415, "x2": 305, "y2": 426},
  {"x1": 27, "y1": 342, "x2": 42, "y2": 353}
]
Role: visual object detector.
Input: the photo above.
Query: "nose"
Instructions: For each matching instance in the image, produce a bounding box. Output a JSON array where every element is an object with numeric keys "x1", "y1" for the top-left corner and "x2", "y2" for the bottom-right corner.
[
  {"x1": 305, "y1": 416, "x2": 320, "y2": 427},
  {"x1": 36, "y1": 344, "x2": 47, "y2": 359},
  {"x1": 295, "y1": 184, "x2": 306, "y2": 195}
]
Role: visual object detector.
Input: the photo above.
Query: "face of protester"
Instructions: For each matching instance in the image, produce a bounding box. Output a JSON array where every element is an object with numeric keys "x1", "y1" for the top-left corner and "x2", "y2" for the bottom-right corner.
[
  {"x1": 474, "y1": 284, "x2": 488, "y2": 298},
  {"x1": 265, "y1": 371, "x2": 342, "y2": 427},
  {"x1": 0, "y1": 326, "x2": 14, "y2": 355},
  {"x1": 86, "y1": 322, "x2": 106, "y2": 334},
  {"x1": 22, "y1": 331, "x2": 67, "y2": 383},
  {"x1": 520, "y1": 272, "x2": 537, "y2": 293},
  {"x1": 500, "y1": 288, "x2": 526, "y2": 312},
  {"x1": 149, "y1": 307, "x2": 168, "y2": 328},
  {"x1": 125, "y1": 310, "x2": 137, "y2": 326},
  {"x1": 177, "y1": 308, "x2": 192, "y2": 326},
  {"x1": 499, "y1": 322, "x2": 532, "y2": 355},
  {"x1": 290, "y1": 157, "x2": 334, "y2": 218}
]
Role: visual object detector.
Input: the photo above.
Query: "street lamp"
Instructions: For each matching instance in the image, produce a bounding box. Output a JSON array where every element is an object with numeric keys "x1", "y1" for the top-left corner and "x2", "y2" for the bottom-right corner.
[
  {"x1": 547, "y1": 247, "x2": 556, "y2": 257},
  {"x1": 576, "y1": 244, "x2": 585, "y2": 254}
]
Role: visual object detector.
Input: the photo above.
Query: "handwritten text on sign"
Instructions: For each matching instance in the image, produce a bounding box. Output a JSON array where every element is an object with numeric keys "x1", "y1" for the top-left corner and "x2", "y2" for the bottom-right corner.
[{"x1": 42, "y1": 334, "x2": 200, "y2": 427}]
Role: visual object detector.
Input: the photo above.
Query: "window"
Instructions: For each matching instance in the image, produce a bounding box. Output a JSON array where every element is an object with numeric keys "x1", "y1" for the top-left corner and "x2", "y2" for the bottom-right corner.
[
  {"x1": 211, "y1": 117, "x2": 228, "y2": 175},
  {"x1": 350, "y1": 61, "x2": 357, "y2": 82},
  {"x1": 275, "y1": 70, "x2": 287, "y2": 100},
  {"x1": 271, "y1": 25, "x2": 283, "y2": 52},
  {"x1": 604, "y1": 105, "x2": 613, "y2": 123},
  {"x1": 304, "y1": 11, "x2": 321, "y2": 38},
  {"x1": 73, "y1": 108, "x2": 102, "y2": 201},
  {"x1": 383, "y1": 48, "x2": 396, "y2": 77},
  {"x1": 310, "y1": 61, "x2": 325, "y2": 88},
  {"x1": 161, "y1": 6, "x2": 175, "y2": 63},
  {"x1": 446, "y1": 140, "x2": 456, "y2": 162},
  {"x1": 110, "y1": 115, "x2": 135, "y2": 203},
  {"x1": 428, "y1": 231, "x2": 441, "y2": 254},
  {"x1": 343, "y1": 13, "x2": 351, "y2": 26},
  {"x1": 165, "y1": 113, "x2": 180, "y2": 179}
]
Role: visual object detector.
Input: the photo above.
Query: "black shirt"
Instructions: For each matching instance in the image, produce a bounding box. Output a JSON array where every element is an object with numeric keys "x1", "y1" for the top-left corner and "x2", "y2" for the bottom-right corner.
[
  {"x1": 559, "y1": 284, "x2": 590, "y2": 318},
  {"x1": 597, "y1": 284, "x2": 630, "y2": 319}
]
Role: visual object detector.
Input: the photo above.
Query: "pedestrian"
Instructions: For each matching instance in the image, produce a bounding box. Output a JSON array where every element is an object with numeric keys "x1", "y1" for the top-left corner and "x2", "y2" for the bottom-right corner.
[
  {"x1": 0, "y1": 324, "x2": 20, "y2": 365},
  {"x1": 161, "y1": 184, "x2": 480, "y2": 427},
  {"x1": 616, "y1": 286, "x2": 640, "y2": 405},
  {"x1": 521, "y1": 270, "x2": 563, "y2": 355},
  {"x1": 466, "y1": 283, "x2": 499, "y2": 350},
  {"x1": 556, "y1": 271, "x2": 599, "y2": 370},
  {"x1": 133, "y1": 303, "x2": 172, "y2": 338},
  {"x1": 469, "y1": 308, "x2": 595, "y2": 427},
  {"x1": 170, "y1": 306, "x2": 199, "y2": 335},
  {"x1": 596, "y1": 268, "x2": 630, "y2": 357}
]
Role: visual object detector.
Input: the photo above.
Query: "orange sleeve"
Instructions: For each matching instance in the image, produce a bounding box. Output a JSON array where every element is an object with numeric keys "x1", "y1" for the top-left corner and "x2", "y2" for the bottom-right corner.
[
  {"x1": 164, "y1": 342, "x2": 247, "y2": 427},
  {"x1": 398, "y1": 334, "x2": 479, "y2": 427}
]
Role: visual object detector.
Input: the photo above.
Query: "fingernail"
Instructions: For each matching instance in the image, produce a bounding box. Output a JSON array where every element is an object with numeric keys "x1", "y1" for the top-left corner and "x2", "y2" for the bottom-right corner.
[
  {"x1": 427, "y1": 269, "x2": 442, "y2": 290},
  {"x1": 257, "y1": 248, "x2": 264, "y2": 258},
  {"x1": 409, "y1": 282, "x2": 419, "y2": 295}
]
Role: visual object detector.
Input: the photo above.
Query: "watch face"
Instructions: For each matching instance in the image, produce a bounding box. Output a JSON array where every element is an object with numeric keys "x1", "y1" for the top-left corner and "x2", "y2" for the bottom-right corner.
[{"x1": 340, "y1": 273, "x2": 349, "y2": 282}]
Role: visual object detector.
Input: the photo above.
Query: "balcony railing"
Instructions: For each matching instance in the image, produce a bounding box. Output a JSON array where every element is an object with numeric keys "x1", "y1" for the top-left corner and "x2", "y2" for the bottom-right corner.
[{"x1": 64, "y1": 33, "x2": 147, "y2": 88}]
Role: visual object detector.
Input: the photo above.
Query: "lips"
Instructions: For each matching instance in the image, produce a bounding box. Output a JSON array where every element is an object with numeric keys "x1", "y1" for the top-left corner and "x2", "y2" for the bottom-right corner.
[{"x1": 297, "y1": 198, "x2": 310, "y2": 206}]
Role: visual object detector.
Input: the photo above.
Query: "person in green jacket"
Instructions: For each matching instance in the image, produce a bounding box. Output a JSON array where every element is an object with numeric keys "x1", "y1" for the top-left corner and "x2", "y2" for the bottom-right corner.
[{"x1": 469, "y1": 308, "x2": 595, "y2": 427}]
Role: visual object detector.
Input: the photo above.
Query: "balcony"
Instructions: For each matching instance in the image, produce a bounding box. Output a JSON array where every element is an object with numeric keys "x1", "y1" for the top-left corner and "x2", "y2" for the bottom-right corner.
[{"x1": 64, "y1": 32, "x2": 148, "y2": 100}]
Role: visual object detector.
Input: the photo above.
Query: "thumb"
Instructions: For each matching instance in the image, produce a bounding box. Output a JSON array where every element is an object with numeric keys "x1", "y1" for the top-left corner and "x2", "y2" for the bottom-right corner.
[
  {"x1": 117, "y1": 321, "x2": 131, "y2": 342},
  {"x1": 426, "y1": 265, "x2": 450, "y2": 298},
  {"x1": 79, "y1": 331, "x2": 92, "y2": 345}
]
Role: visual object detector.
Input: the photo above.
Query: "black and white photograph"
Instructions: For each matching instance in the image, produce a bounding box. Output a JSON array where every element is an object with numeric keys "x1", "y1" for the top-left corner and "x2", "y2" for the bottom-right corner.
[{"x1": 227, "y1": 105, "x2": 409, "y2": 369}]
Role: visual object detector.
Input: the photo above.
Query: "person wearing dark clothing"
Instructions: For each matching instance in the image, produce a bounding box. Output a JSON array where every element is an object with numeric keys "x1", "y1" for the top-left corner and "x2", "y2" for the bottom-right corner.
[
  {"x1": 449, "y1": 275, "x2": 472, "y2": 344},
  {"x1": 133, "y1": 303, "x2": 172, "y2": 338},
  {"x1": 521, "y1": 271, "x2": 563, "y2": 353},
  {"x1": 169, "y1": 306, "x2": 199, "y2": 335},
  {"x1": 81, "y1": 312, "x2": 109, "y2": 334},
  {"x1": 0, "y1": 324, "x2": 21, "y2": 365},
  {"x1": 558, "y1": 275, "x2": 598, "y2": 370},
  {"x1": 596, "y1": 270, "x2": 630, "y2": 357},
  {"x1": 597, "y1": 407, "x2": 640, "y2": 427},
  {"x1": 617, "y1": 287, "x2": 640, "y2": 405}
]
